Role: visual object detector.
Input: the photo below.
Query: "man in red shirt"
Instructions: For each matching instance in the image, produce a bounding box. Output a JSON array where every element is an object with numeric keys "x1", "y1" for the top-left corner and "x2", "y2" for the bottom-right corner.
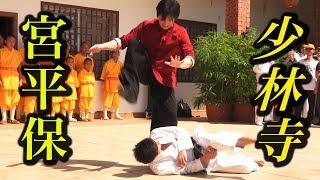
[{"x1": 90, "y1": 0, "x2": 195, "y2": 130}]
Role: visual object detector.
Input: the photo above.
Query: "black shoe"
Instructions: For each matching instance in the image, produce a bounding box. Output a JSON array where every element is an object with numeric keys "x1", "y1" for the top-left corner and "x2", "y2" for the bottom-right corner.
[{"x1": 145, "y1": 112, "x2": 152, "y2": 119}]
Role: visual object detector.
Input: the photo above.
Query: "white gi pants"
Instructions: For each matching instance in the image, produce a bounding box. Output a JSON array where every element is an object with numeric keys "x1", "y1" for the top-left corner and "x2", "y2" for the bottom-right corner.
[
  {"x1": 192, "y1": 125, "x2": 259, "y2": 174},
  {"x1": 255, "y1": 84, "x2": 274, "y2": 124}
]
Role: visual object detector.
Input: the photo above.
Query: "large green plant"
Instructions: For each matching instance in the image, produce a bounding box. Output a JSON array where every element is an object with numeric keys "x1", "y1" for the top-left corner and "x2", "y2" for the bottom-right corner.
[{"x1": 194, "y1": 28, "x2": 264, "y2": 108}]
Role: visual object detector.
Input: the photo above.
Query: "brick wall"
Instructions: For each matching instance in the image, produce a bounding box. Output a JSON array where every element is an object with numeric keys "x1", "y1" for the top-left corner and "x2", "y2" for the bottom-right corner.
[{"x1": 225, "y1": 0, "x2": 250, "y2": 35}]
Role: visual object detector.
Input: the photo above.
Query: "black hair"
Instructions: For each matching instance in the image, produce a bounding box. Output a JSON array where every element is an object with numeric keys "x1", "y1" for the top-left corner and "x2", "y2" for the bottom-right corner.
[
  {"x1": 133, "y1": 138, "x2": 158, "y2": 164},
  {"x1": 81, "y1": 41, "x2": 89, "y2": 47},
  {"x1": 84, "y1": 57, "x2": 93, "y2": 64},
  {"x1": 66, "y1": 56, "x2": 74, "y2": 61},
  {"x1": 5, "y1": 34, "x2": 16, "y2": 40},
  {"x1": 156, "y1": 0, "x2": 180, "y2": 20}
]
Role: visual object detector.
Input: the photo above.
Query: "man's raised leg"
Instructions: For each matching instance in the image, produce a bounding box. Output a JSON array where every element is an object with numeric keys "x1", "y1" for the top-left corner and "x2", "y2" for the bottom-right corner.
[{"x1": 192, "y1": 125, "x2": 255, "y2": 152}]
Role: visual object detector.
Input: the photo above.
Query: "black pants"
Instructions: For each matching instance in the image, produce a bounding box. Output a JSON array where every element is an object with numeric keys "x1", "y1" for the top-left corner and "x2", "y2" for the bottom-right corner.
[
  {"x1": 295, "y1": 90, "x2": 316, "y2": 126},
  {"x1": 315, "y1": 92, "x2": 320, "y2": 122},
  {"x1": 120, "y1": 40, "x2": 177, "y2": 130},
  {"x1": 150, "y1": 74, "x2": 177, "y2": 131},
  {"x1": 145, "y1": 86, "x2": 153, "y2": 113}
]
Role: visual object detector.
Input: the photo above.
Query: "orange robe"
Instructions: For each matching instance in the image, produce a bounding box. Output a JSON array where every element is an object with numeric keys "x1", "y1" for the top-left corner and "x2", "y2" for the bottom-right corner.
[
  {"x1": 0, "y1": 47, "x2": 22, "y2": 109},
  {"x1": 61, "y1": 69, "x2": 79, "y2": 111},
  {"x1": 100, "y1": 59, "x2": 123, "y2": 109},
  {"x1": 52, "y1": 97, "x2": 63, "y2": 114},
  {"x1": 18, "y1": 48, "x2": 37, "y2": 114},
  {"x1": 78, "y1": 69, "x2": 95, "y2": 114}
]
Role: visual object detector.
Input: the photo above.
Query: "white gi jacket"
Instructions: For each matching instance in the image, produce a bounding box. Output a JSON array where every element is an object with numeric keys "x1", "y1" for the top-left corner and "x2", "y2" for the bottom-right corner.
[
  {"x1": 149, "y1": 126, "x2": 203, "y2": 175},
  {"x1": 149, "y1": 126, "x2": 259, "y2": 175}
]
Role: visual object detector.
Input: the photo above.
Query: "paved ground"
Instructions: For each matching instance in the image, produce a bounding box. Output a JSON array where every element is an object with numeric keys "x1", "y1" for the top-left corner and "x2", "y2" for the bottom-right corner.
[{"x1": 0, "y1": 118, "x2": 319, "y2": 180}]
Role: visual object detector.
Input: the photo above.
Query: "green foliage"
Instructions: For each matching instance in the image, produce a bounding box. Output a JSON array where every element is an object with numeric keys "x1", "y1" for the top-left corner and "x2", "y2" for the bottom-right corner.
[{"x1": 194, "y1": 28, "x2": 265, "y2": 108}]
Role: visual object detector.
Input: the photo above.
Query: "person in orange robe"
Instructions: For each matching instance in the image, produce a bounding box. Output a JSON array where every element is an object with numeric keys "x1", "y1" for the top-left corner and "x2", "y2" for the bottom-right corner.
[
  {"x1": 51, "y1": 96, "x2": 63, "y2": 117},
  {"x1": 74, "y1": 41, "x2": 90, "y2": 73},
  {"x1": 0, "y1": 34, "x2": 4, "y2": 49},
  {"x1": 0, "y1": 35, "x2": 22, "y2": 124},
  {"x1": 18, "y1": 38, "x2": 37, "y2": 119},
  {"x1": 61, "y1": 56, "x2": 79, "y2": 122},
  {"x1": 100, "y1": 50, "x2": 124, "y2": 120},
  {"x1": 74, "y1": 41, "x2": 92, "y2": 117},
  {"x1": 78, "y1": 57, "x2": 95, "y2": 121}
]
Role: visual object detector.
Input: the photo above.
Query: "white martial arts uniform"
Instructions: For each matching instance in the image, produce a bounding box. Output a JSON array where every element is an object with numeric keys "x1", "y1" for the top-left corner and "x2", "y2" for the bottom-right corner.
[
  {"x1": 253, "y1": 62, "x2": 275, "y2": 124},
  {"x1": 298, "y1": 58, "x2": 319, "y2": 119},
  {"x1": 148, "y1": 126, "x2": 259, "y2": 175},
  {"x1": 294, "y1": 52, "x2": 306, "y2": 62}
]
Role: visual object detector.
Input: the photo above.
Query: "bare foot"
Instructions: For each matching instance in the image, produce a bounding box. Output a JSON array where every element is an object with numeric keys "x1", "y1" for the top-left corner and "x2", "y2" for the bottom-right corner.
[
  {"x1": 236, "y1": 137, "x2": 256, "y2": 148},
  {"x1": 255, "y1": 160, "x2": 265, "y2": 167}
]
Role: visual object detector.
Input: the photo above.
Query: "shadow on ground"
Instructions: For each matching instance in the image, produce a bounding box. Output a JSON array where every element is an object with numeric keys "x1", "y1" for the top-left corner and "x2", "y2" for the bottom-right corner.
[
  {"x1": 7, "y1": 160, "x2": 152, "y2": 178},
  {"x1": 8, "y1": 160, "x2": 247, "y2": 179}
]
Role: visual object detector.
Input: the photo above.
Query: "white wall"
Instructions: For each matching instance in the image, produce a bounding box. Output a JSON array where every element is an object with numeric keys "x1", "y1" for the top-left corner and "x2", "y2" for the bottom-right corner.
[
  {"x1": 0, "y1": 0, "x2": 223, "y2": 112},
  {"x1": 4, "y1": 0, "x2": 315, "y2": 113}
]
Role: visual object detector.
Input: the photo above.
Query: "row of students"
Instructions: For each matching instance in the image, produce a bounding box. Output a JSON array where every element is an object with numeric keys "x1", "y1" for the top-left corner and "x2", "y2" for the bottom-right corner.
[{"x1": 0, "y1": 36, "x2": 124, "y2": 124}]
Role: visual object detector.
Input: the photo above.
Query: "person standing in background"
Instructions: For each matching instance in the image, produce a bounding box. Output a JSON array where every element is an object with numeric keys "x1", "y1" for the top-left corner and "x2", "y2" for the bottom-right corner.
[
  {"x1": 61, "y1": 56, "x2": 79, "y2": 122},
  {"x1": 0, "y1": 35, "x2": 22, "y2": 124},
  {"x1": 294, "y1": 43, "x2": 307, "y2": 62},
  {"x1": 0, "y1": 34, "x2": 4, "y2": 49},
  {"x1": 78, "y1": 58, "x2": 95, "y2": 121},
  {"x1": 253, "y1": 61, "x2": 275, "y2": 126},
  {"x1": 296, "y1": 44, "x2": 320, "y2": 126},
  {"x1": 100, "y1": 50, "x2": 124, "y2": 120},
  {"x1": 18, "y1": 37, "x2": 37, "y2": 121},
  {"x1": 74, "y1": 41, "x2": 91, "y2": 73}
]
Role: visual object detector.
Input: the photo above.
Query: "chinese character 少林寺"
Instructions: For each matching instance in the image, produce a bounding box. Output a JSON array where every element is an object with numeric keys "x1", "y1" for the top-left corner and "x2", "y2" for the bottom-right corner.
[
  {"x1": 254, "y1": 65, "x2": 310, "y2": 115},
  {"x1": 256, "y1": 116, "x2": 309, "y2": 167},
  {"x1": 251, "y1": 13, "x2": 309, "y2": 64}
]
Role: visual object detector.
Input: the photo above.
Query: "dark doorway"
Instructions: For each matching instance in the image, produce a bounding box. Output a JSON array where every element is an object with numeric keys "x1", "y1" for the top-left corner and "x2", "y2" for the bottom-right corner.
[{"x1": 0, "y1": 11, "x2": 18, "y2": 48}]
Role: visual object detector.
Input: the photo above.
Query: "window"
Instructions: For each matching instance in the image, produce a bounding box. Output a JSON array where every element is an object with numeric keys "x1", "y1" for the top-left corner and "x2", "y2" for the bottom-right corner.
[
  {"x1": 41, "y1": 2, "x2": 119, "y2": 79},
  {"x1": 176, "y1": 19, "x2": 217, "y2": 82}
]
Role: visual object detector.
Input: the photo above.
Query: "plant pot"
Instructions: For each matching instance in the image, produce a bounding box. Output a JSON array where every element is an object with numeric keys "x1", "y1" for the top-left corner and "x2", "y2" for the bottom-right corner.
[
  {"x1": 205, "y1": 103, "x2": 233, "y2": 122},
  {"x1": 232, "y1": 103, "x2": 255, "y2": 123}
]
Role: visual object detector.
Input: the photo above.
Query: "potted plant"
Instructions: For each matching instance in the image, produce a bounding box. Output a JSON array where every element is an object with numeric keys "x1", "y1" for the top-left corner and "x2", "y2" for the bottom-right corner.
[
  {"x1": 194, "y1": 31, "x2": 239, "y2": 122},
  {"x1": 194, "y1": 28, "x2": 265, "y2": 123},
  {"x1": 229, "y1": 29, "x2": 257, "y2": 123}
]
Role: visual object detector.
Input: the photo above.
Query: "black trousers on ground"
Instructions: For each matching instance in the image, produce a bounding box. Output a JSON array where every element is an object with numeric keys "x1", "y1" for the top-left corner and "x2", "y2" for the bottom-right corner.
[
  {"x1": 150, "y1": 74, "x2": 177, "y2": 131},
  {"x1": 294, "y1": 90, "x2": 316, "y2": 126}
]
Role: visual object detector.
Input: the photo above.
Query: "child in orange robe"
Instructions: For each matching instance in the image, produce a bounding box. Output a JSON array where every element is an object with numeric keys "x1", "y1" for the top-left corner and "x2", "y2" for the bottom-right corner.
[
  {"x1": 61, "y1": 56, "x2": 79, "y2": 122},
  {"x1": 74, "y1": 41, "x2": 90, "y2": 73},
  {"x1": 78, "y1": 57, "x2": 95, "y2": 121},
  {"x1": 100, "y1": 50, "x2": 124, "y2": 120},
  {"x1": 18, "y1": 42, "x2": 37, "y2": 118}
]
